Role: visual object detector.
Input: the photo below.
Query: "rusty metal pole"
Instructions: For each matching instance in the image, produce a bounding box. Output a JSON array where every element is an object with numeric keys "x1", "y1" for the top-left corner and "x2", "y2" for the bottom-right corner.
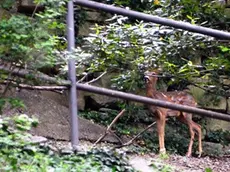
[{"x1": 67, "y1": 0, "x2": 79, "y2": 148}]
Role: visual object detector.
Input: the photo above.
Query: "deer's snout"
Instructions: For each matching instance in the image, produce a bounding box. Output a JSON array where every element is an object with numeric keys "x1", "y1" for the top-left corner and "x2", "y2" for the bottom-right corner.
[{"x1": 144, "y1": 75, "x2": 150, "y2": 82}]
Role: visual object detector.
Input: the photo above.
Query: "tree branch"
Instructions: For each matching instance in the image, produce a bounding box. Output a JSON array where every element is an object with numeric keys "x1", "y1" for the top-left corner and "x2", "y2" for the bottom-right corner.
[
  {"x1": 31, "y1": 2, "x2": 40, "y2": 18},
  {"x1": 0, "y1": 80, "x2": 68, "y2": 91},
  {"x1": 93, "y1": 109, "x2": 126, "y2": 146},
  {"x1": 86, "y1": 71, "x2": 107, "y2": 84},
  {"x1": 0, "y1": 64, "x2": 70, "y2": 86},
  {"x1": 77, "y1": 73, "x2": 88, "y2": 83}
]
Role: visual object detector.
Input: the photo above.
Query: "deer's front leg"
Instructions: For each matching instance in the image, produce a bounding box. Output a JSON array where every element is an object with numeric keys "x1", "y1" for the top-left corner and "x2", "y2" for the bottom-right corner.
[{"x1": 156, "y1": 110, "x2": 166, "y2": 154}]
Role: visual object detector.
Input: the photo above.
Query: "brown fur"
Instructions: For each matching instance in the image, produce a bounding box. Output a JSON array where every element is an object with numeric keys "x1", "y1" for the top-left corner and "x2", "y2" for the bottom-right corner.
[{"x1": 144, "y1": 71, "x2": 202, "y2": 157}]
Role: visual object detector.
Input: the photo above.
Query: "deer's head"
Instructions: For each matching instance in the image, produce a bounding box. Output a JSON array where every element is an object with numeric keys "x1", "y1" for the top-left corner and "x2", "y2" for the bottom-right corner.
[{"x1": 144, "y1": 70, "x2": 159, "y2": 84}]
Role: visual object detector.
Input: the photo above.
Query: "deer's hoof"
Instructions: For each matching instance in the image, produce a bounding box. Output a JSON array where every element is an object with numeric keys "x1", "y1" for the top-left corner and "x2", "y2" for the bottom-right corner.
[
  {"x1": 159, "y1": 148, "x2": 169, "y2": 159},
  {"x1": 186, "y1": 152, "x2": 192, "y2": 157},
  {"x1": 159, "y1": 148, "x2": 166, "y2": 154}
]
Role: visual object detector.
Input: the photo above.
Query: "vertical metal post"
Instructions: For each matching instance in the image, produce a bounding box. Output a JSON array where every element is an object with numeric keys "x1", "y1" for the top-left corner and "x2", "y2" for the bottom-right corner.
[{"x1": 67, "y1": 0, "x2": 79, "y2": 148}]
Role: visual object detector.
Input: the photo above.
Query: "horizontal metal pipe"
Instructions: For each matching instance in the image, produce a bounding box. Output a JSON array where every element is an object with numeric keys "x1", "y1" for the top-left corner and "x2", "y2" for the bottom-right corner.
[
  {"x1": 76, "y1": 83, "x2": 230, "y2": 122},
  {"x1": 1, "y1": 64, "x2": 230, "y2": 121},
  {"x1": 73, "y1": 0, "x2": 230, "y2": 39}
]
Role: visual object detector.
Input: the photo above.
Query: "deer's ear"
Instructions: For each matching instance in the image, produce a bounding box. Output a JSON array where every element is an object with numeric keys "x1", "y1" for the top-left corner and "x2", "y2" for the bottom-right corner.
[
  {"x1": 144, "y1": 71, "x2": 149, "y2": 76},
  {"x1": 157, "y1": 67, "x2": 163, "y2": 73}
]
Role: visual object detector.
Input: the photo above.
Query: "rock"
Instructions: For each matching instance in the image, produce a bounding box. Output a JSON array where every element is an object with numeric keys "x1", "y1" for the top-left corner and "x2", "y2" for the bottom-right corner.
[
  {"x1": 78, "y1": 9, "x2": 111, "y2": 36},
  {"x1": 20, "y1": 0, "x2": 35, "y2": 6},
  {"x1": 2, "y1": 88, "x2": 124, "y2": 144},
  {"x1": 30, "y1": 135, "x2": 48, "y2": 144},
  {"x1": 77, "y1": 91, "x2": 86, "y2": 111},
  {"x1": 129, "y1": 155, "x2": 153, "y2": 172},
  {"x1": 99, "y1": 108, "x2": 118, "y2": 113},
  {"x1": 61, "y1": 148, "x2": 74, "y2": 155},
  {"x1": 223, "y1": 145, "x2": 230, "y2": 155},
  {"x1": 40, "y1": 90, "x2": 86, "y2": 111},
  {"x1": 206, "y1": 98, "x2": 227, "y2": 111},
  {"x1": 46, "y1": 144, "x2": 59, "y2": 153},
  {"x1": 227, "y1": 98, "x2": 230, "y2": 114},
  {"x1": 34, "y1": 72, "x2": 124, "y2": 112},
  {"x1": 188, "y1": 85, "x2": 227, "y2": 111},
  {"x1": 60, "y1": 142, "x2": 74, "y2": 155},
  {"x1": 205, "y1": 118, "x2": 230, "y2": 131},
  {"x1": 78, "y1": 72, "x2": 122, "y2": 110},
  {"x1": 202, "y1": 142, "x2": 224, "y2": 156},
  {"x1": 188, "y1": 85, "x2": 230, "y2": 131},
  {"x1": 40, "y1": 90, "x2": 69, "y2": 108}
]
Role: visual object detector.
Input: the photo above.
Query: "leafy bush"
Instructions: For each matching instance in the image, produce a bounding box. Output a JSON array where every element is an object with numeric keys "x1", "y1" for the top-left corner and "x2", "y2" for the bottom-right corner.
[
  {"x1": 150, "y1": 162, "x2": 173, "y2": 172},
  {"x1": 79, "y1": 106, "x2": 152, "y2": 136},
  {"x1": 138, "y1": 127, "x2": 190, "y2": 155},
  {"x1": 0, "y1": 98, "x2": 25, "y2": 114},
  {"x1": 0, "y1": 114, "x2": 135, "y2": 171},
  {"x1": 205, "y1": 129, "x2": 230, "y2": 145},
  {"x1": 66, "y1": 0, "x2": 230, "y2": 103},
  {"x1": 79, "y1": 108, "x2": 195, "y2": 155},
  {"x1": 0, "y1": 0, "x2": 67, "y2": 70}
]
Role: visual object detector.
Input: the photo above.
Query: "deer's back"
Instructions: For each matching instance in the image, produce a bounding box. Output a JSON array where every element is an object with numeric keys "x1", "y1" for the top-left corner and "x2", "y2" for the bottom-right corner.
[
  {"x1": 148, "y1": 90, "x2": 196, "y2": 118},
  {"x1": 165, "y1": 91, "x2": 196, "y2": 107}
]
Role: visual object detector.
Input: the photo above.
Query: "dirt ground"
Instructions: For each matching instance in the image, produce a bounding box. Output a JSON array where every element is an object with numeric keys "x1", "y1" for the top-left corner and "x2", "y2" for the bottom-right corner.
[
  {"x1": 165, "y1": 154, "x2": 230, "y2": 172},
  {"x1": 46, "y1": 139, "x2": 230, "y2": 172}
]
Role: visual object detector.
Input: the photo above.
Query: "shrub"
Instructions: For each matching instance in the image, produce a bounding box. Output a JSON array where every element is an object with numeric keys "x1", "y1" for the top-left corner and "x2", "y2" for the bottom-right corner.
[{"x1": 0, "y1": 114, "x2": 135, "y2": 171}]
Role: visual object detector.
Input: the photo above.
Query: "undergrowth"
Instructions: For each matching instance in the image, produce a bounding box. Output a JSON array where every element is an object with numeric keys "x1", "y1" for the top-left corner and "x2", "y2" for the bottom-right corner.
[
  {"x1": 80, "y1": 106, "x2": 230, "y2": 158},
  {"x1": 205, "y1": 129, "x2": 230, "y2": 146},
  {"x1": 79, "y1": 109, "x2": 191, "y2": 155},
  {"x1": 0, "y1": 114, "x2": 135, "y2": 171}
]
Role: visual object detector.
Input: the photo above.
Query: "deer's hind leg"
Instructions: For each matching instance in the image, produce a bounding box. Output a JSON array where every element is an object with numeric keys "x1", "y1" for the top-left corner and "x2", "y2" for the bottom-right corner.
[
  {"x1": 190, "y1": 120, "x2": 202, "y2": 157},
  {"x1": 177, "y1": 113, "x2": 195, "y2": 157},
  {"x1": 187, "y1": 121, "x2": 195, "y2": 157},
  {"x1": 178, "y1": 112, "x2": 202, "y2": 157}
]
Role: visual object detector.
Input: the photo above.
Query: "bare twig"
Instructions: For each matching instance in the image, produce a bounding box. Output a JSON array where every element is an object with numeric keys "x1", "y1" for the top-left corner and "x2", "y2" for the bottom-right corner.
[
  {"x1": 77, "y1": 73, "x2": 88, "y2": 83},
  {"x1": 86, "y1": 71, "x2": 107, "y2": 84},
  {"x1": 31, "y1": 2, "x2": 40, "y2": 18},
  {"x1": 93, "y1": 109, "x2": 126, "y2": 146},
  {"x1": 115, "y1": 121, "x2": 156, "y2": 148},
  {"x1": 107, "y1": 109, "x2": 126, "y2": 130}
]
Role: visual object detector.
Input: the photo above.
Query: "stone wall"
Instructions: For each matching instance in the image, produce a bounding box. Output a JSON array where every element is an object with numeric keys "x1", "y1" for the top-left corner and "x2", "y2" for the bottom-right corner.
[{"x1": 189, "y1": 85, "x2": 230, "y2": 132}]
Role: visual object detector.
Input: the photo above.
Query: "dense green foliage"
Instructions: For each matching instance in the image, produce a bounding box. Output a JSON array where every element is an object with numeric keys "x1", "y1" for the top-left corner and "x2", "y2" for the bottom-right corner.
[
  {"x1": 205, "y1": 129, "x2": 230, "y2": 145},
  {"x1": 1, "y1": 0, "x2": 230, "y2": 98},
  {"x1": 0, "y1": 114, "x2": 135, "y2": 171},
  {"x1": 95, "y1": 0, "x2": 155, "y2": 11},
  {"x1": 0, "y1": 1, "x2": 136, "y2": 171},
  {"x1": 0, "y1": 98, "x2": 25, "y2": 114},
  {"x1": 72, "y1": 0, "x2": 230, "y2": 100},
  {"x1": 0, "y1": 0, "x2": 67, "y2": 69}
]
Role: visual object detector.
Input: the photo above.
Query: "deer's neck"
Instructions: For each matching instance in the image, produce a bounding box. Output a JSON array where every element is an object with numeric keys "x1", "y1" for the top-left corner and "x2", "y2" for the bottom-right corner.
[{"x1": 146, "y1": 81, "x2": 157, "y2": 98}]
